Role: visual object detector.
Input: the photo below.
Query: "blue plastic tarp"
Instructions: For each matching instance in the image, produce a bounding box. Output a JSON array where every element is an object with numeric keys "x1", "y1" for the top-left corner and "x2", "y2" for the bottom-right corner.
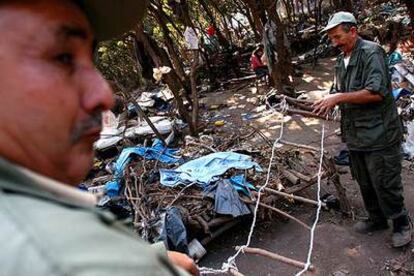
[
  {"x1": 160, "y1": 152, "x2": 263, "y2": 188},
  {"x1": 105, "y1": 139, "x2": 181, "y2": 196}
]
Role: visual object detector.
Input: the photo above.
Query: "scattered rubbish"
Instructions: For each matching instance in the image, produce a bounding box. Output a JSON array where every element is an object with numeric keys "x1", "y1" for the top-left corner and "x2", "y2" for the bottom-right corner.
[
  {"x1": 125, "y1": 116, "x2": 174, "y2": 137},
  {"x1": 159, "y1": 152, "x2": 263, "y2": 188},
  {"x1": 153, "y1": 66, "x2": 171, "y2": 82},
  {"x1": 214, "y1": 120, "x2": 225, "y2": 127},
  {"x1": 321, "y1": 193, "x2": 340, "y2": 211},
  {"x1": 104, "y1": 139, "x2": 181, "y2": 197}
]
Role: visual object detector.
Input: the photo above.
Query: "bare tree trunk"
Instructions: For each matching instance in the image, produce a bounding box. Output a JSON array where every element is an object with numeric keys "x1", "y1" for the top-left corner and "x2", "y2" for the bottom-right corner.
[
  {"x1": 135, "y1": 25, "x2": 195, "y2": 134},
  {"x1": 189, "y1": 50, "x2": 200, "y2": 136},
  {"x1": 235, "y1": 0, "x2": 261, "y2": 41},
  {"x1": 198, "y1": 0, "x2": 230, "y2": 49},
  {"x1": 150, "y1": 5, "x2": 187, "y2": 82},
  {"x1": 242, "y1": 0, "x2": 265, "y2": 34},
  {"x1": 264, "y1": 0, "x2": 294, "y2": 93}
]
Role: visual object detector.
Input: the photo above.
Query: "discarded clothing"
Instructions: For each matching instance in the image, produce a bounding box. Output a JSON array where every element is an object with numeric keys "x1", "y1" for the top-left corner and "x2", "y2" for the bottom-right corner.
[
  {"x1": 229, "y1": 175, "x2": 257, "y2": 196},
  {"x1": 113, "y1": 139, "x2": 180, "y2": 172},
  {"x1": 160, "y1": 152, "x2": 263, "y2": 187},
  {"x1": 159, "y1": 207, "x2": 189, "y2": 254},
  {"x1": 105, "y1": 139, "x2": 181, "y2": 196},
  {"x1": 334, "y1": 150, "x2": 350, "y2": 166},
  {"x1": 214, "y1": 180, "x2": 250, "y2": 217}
]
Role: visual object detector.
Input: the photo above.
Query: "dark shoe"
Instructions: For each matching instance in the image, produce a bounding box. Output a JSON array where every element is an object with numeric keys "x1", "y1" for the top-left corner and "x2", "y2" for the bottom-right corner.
[
  {"x1": 392, "y1": 215, "x2": 412, "y2": 247},
  {"x1": 334, "y1": 150, "x2": 350, "y2": 166},
  {"x1": 353, "y1": 219, "x2": 389, "y2": 234}
]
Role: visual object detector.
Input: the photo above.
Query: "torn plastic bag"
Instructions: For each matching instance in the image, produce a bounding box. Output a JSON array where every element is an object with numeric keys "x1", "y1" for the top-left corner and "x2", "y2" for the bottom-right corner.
[
  {"x1": 160, "y1": 152, "x2": 263, "y2": 188},
  {"x1": 214, "y1": 180, "x2": 250, "y2": 217},
  {"x1": 159, "y1": 207, "x2": 189, "y2": 254}
]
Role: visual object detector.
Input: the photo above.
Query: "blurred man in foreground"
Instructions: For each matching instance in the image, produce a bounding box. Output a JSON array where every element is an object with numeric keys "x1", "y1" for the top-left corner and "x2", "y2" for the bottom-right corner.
[{"x1": 0, "y1": 1, "x2": 198, "y2": 274}]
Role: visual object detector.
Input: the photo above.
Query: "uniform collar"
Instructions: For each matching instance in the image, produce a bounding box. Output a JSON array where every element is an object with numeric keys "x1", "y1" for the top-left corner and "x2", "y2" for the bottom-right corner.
[
  {"x1": 338, "y1": 37, "x2": 363, "y2": 68},
  {"x1": 0, "y1": 157, "x2": 96, "y2": 208}
]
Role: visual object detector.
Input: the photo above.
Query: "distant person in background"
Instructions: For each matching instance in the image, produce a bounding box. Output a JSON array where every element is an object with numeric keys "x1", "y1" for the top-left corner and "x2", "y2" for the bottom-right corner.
[{"x1": 250, "y1": 45, "x2": 268, "y2": 78}]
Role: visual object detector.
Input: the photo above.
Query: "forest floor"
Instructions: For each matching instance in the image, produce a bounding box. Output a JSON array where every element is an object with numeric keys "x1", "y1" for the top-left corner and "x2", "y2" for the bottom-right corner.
[{"x1": 197, "y1": 57, "x2": 414, "y2": 276}]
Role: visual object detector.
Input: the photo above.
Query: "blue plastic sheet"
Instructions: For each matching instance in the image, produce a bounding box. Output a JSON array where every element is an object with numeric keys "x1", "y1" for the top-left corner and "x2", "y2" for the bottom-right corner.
[
  {"x1": 105, "y1": 139, "x2": 181, "y2": 196},
  {"x1": 160, "y1": 152, "x2": 263, "y2": 188}
]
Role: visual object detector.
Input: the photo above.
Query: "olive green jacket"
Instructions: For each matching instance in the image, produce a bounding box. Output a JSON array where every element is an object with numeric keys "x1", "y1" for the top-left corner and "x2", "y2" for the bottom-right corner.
[
  {"x1": 333, "y1": 38, "x2": 402, "y2": 151},
  {"x1": 0, "y1": 158, "x2": 188, "y2": 276}
]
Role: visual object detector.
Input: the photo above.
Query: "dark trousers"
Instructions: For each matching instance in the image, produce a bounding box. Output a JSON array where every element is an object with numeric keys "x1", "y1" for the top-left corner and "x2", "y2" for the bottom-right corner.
[
  {"x1": 254, "y1": 67, "x2": 269, "y2": 78},
  {"x1": 349, "y1": 143, "x2": 407, "y2": 220}
]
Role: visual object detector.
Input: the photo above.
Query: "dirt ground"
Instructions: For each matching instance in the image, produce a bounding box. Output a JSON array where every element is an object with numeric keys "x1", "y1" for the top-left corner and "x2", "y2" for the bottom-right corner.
[{"x1": 198, "y1": 58, "x2": 414, "y2": 276}]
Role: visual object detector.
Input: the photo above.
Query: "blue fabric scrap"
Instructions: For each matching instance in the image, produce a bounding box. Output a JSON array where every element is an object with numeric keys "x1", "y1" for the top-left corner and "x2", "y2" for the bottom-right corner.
[
  {"x1": 105, "y1": 139, "x2": 181, "y2": 197},
  {"x1": 160, "y1": 152, "x2": 263, "y2": 188},
  {"x1": 229, "y1": 175, "x2": 257, "y2": 196},
  {"x1": 214, "y1": 180, "x2": 251, "y2": 217}
]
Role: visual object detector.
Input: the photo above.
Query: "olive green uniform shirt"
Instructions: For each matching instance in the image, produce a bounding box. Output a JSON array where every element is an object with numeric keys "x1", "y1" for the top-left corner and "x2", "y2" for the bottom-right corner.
[
  {"x1": 0, "y1": 158, "x2": 189, "y2": 276},
  {"x1": 333, "y1": 38, "x2": 402, "y2": 151}
]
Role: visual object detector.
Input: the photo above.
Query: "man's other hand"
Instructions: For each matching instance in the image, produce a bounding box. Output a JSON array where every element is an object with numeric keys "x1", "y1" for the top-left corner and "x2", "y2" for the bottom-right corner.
[
  {"x1": 312, "y1": 93, "x2": 341, "y2": 117},
  {"x1": 167, "y1": 251, "x2": 200, "y2": 276}
]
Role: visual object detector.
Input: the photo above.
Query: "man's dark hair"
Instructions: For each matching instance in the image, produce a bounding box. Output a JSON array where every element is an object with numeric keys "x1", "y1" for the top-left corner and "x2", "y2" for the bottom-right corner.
[{"x1": 341, "y1": 22, "x2": 357, "y2": 32}]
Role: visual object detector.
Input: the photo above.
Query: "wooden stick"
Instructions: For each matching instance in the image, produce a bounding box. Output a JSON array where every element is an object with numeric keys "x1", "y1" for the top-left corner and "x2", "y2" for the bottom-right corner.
[
  {"x1": 235, "y1": 246, "x2": 315, "y2": 271},
  {"x1": 282, "y1": 169, "x2": 300, "y2": 185},
  {"x1": 258, "y1": 186, "x2": 326, "y2": 208},
  {"x1": 201, "y1": 220, "x2": 240, "y2": 245},
  {"x1": 279, "y1": 139, "x2": 320, "y2": 152},
  {"x1": 208, "y1": 217, "x2": 234, "y2": 228},
  {"x1": 241, "y1": 199, "x2": 311, "y2": 230},
  {"x1": 288, "y1": 169, "x2": 313, "y2": 183}
]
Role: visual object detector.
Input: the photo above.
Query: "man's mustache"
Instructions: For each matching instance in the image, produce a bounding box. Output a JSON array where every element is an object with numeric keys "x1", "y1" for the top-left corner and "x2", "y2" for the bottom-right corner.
[{"x1": 70, "y1": 112, "x2": 102, "y2": 144}]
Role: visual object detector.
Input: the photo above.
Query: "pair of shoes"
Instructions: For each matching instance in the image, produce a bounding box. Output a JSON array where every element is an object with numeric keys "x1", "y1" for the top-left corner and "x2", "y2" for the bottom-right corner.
[
  {"x1": 392, "y1": 215, "x2": 412, "y2": 248},
  {"x1": 353, "y1": 218, "x2": 389, "y2": 234}
]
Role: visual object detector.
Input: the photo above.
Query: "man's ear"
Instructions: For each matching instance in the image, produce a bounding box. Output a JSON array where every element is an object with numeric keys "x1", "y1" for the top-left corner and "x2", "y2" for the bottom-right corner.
[{"x1": 350, "y1": 26, "x2": 358, "y2": 36}]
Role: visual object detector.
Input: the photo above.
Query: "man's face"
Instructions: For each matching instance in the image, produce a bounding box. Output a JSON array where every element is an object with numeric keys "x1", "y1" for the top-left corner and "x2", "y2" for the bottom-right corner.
[
  {"x1": 327, "y1": 24, "x2": 357, "y2": 55},
  {"x1": 0, "y1": 0, "x2": 114, "y2": 184}
]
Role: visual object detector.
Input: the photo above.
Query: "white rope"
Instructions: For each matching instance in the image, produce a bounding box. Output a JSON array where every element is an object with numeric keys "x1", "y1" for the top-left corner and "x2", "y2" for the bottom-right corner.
[
  {"x1": 294, "y1": 122, "x2": 325, "y2": 276},
  {"x1": 199, "y1": 97, "x2": 288, "y2": 275},
  {"x1": 198, "y1": 98, "x2": 331, "y2": 276}
]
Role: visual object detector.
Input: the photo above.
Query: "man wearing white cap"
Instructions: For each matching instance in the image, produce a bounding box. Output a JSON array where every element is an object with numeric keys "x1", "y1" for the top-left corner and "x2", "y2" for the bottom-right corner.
[{"x1": 313, "y1": 12, "x2": 411, "y2": 247}]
